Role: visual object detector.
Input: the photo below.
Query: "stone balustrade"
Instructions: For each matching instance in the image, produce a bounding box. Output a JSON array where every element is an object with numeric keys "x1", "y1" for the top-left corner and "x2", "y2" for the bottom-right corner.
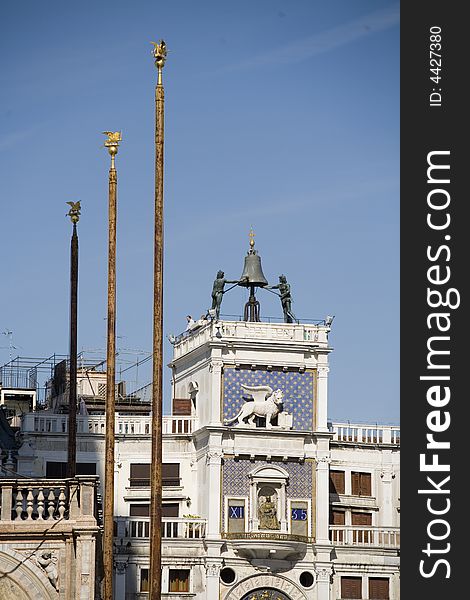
[
  {"x1": 329, "y1": 526, "x2": 400, "y2": 548},
  {"x1": 21, "y1": 413, "x2": 195, "y2": 436},
  {"x1": 115, "y1": 517, "x2": 206, "y2": 540},
  {"x1": 173, "y1": 320, "x2": 329, "y2": 359},
  {"x1": 0, "y1": 476, "x2": 98, "y2": 523},
  {"x1": 329, "y1": 422, "x2": 400, "y2": 445}
]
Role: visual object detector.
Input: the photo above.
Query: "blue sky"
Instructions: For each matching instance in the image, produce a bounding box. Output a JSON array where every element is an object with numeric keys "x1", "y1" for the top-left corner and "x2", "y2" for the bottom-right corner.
[{"x1": 0, "y1": 0, "x2": 399, "y2": 424}]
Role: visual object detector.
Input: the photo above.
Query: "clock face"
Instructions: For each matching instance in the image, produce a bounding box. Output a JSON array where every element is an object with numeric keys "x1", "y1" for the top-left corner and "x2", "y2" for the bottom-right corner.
[{"x1": 241, "y1": 590, "x2": 291, "y2": 600}]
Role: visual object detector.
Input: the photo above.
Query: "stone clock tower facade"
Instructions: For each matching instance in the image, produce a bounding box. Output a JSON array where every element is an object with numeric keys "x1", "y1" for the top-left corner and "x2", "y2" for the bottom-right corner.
[{"x1": 170, "y1": 318, "x2": 335, "y2": 599}]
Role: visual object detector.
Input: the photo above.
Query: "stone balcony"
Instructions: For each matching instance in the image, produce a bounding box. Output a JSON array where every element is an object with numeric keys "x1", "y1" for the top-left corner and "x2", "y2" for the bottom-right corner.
[
  {"x1": 115, "y1": 516, "x2": 206, "y2": 541},
  {"x1": 329, "y1": 526, "x2": 400, "y2": 549},
  {"x1": 329, "y1": 422, "x2": 400, "y2": 446},
  {"x1": 221, "y1": 531, "x2": 310, "y2": 560},
  {"x1": 21, "y1": 413, "x2": 195, "y2": 436}
]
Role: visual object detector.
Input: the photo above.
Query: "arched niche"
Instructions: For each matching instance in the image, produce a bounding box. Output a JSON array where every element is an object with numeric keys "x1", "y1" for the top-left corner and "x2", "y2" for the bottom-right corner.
[{"x1": 248, "y1": 465, "x2": 289, "y2": 532}]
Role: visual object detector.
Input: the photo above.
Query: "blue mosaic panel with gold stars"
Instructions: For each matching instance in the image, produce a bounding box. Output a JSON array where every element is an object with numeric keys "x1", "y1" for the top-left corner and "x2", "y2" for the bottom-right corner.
[{"x1": 223, "y1": 368, "x2": 315, "y2": 431}]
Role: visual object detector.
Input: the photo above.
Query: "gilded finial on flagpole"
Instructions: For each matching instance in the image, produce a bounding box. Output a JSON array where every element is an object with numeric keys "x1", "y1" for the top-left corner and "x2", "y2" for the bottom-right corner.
[
  {"x1": 151, "y1": 40, "x2": 167, "y2": 85},
  {"x1": 103, "y1": 131, "x2": 122, "y2": 169},
  {"x1": 66, "y1": 201, "x2": 81, "y2": 224}
]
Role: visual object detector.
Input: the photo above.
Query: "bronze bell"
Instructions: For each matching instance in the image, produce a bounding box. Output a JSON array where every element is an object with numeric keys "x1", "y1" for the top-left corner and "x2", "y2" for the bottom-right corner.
[{"x1": 239, "y1": 249, "x2": 268, "y2": 288}]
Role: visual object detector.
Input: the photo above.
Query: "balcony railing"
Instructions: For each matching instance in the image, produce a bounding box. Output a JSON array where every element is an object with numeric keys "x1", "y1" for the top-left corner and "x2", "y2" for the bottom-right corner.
[
  {"x1": 21, "y1": 413, "x2": 195, "y2": 435},
  {"x1": 329, "y1": 423, "x2": 400, "y2": 445},
  {"x1": 115, "y1": 517, "x2": 206, "y2": 540},
  {"x1": 329, "y1": 526, "x2": 400, "y2": 548},
  {"x1": 0, "y1": 476, "x2": 98, "y2": 523}
]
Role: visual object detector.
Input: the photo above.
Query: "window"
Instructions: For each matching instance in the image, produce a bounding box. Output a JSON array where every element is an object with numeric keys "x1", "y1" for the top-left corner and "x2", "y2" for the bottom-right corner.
[
  {"x1": 130, "y1": 504, "x2": 150, "y2": 517},
  {"x1": 162, "y1": 503, "x2": 179, "y2": 517},
  {"x1": 228, "y1": 499, "x2": 245, "y2": 534},
  {"x1": 341, "y1": 576, "x2": 362, "y2": 599},
  {"x1": 369, "y1": 577, "x2": 389, "y2": 599},
  {"x1": 351, "y1": 511, "x2": 372, "y2": 543},
  {"x1": 140, "y1": 568, "x2": 149, "y2": 592},
  {"x1": 220, "y1": 568, "x2": 236, "y2": 584},
  {"x1": 329, "y1": 470, "x2": 345, "y2": 494},
  {"x1": 330, "y1": 509, "x2": 345, "y2": 542},
  {"x1": 129, "y1": 463, "x2": 180, "y2": 487},
  {"x1": 351, "y1": 472, "x2": 372, "y2": 496},
  {"x1": 46, "y1": 462, "x2": 96, "y2": 477},
  {"x1": 169, "y1": 569, "x2": 190, "y2": 592},
  {"x1": 162, "y1": 503, "x2": 179, "y2": 538},
  {"x1": 162, "y1": 463, "x2": 180, "y2": 486},
  {"x1": 351, "y1": 512, "x2": 372, "y2": 526},
  {"x1": 130, "y1": 463, "x2": 150, "y2": 487}
]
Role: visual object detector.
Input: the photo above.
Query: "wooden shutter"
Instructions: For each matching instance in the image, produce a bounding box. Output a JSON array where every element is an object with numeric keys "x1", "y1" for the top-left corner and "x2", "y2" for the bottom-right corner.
[
  {"x1": 351, "y1": 512, "x2": 372, "y2": 525},
  {"x1": 173, "y1": 398, "x2": 192, "y2": 415},
  {"x1": 162, "y1": 463, "x2": 180, "y2": 486},
  {"x1": 351, "y1": 472, "x2": 360, "y2": 496},
  {"x1": 351, "y1": 472, "x2": 372, "y2": 496},
  {"x1": 369, "y1": 578, "x2": 389, "y2": 599},
  {"x1": 130, "y1": 504, "x2": 150, "y2": 517},
  {"x1": 329, "y1": 470, "x2": 345, "y2": 494},
  {"x1": 352, "y1": 512, "x2": 372, "y2": 543},
  {"x1": 341, "y1": 576, "x2": 362, "y2": 599},
  {"x1": 130, "y1": 463, "x2": 150, "y2": 487},
  {"x1": 162, "y1": 503, "x2": 179, "y2": 517},
  {"x1": 330, "y1": 510, "x2": 345, "y2": 525},
  {"x1": 360, "y1": 473, "x2": 372, "y2": 496},
  {"x1": 330, "y1": 509, "x2": 345, "y2": 542}
]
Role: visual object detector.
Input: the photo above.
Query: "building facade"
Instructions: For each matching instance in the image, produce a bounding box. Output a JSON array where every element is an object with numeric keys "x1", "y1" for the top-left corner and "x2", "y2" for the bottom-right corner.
[{"x1": 1, "y1": 317, "x2": 399, "y2": 599}]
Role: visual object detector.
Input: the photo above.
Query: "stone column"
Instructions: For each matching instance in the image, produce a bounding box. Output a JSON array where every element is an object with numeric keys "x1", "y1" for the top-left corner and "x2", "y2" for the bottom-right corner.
[
  {"x1": 114, "y1": 561, "x2": 128, "y2": 600},
  {"x1": 209, "y1": 357, "x2": 223, "y2": 426},
  {"x1": 315, "y1": 565, "x2": 333, "y2": 600},
  {"x1": 380, "y1": 457, "x2": 396, "y2": 526},
  {"x1": 204, "y1": 560, "x2": 222, "y2": 599},
  {"x1": 74, "y1": 532, "x2": 96, "y2": 599},
  {"x1": 315, "y1": 456, "x2": 331, "y2": 544},
  {"x1": 206, "y1": 449, "x2": 223, "y2": 538},
  {"x1": 316, "y1": 366, "x2": 329, "y2": 432}
]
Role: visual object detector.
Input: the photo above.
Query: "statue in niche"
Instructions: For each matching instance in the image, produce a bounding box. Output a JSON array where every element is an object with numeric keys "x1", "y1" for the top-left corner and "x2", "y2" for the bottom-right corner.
[{"x1": 258, "y1": 495, "x2": 280, "y2": 530}]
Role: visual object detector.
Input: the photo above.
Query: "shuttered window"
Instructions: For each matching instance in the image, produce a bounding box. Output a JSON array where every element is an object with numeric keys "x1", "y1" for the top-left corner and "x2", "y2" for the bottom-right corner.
[
  {"x1": 129, "y1": 463, "x2": 180, "y2": 487},
  {"x1": 330, "y1": 510, "x2": 345, "y2": 525},
  {"x1": 351, "y1": 472, "x2": 372, "y2": 496},
  {"x1": 351, "y1": 512, "x2": 372, "y2": 526},
  {"x1": 130, "y1": 504, "x2": 150, "y2": 517},
  {"x1": 162, "y1": 503, "x2": 179, "y2": 517},
  {"x1": 351, "y1": 511, "x2": 372, "y2": 543},
  {"x1": 329, "y1": 470, "x2": 345, "y2": 494},
  {"x1": 329, "y1": 509, "x2": 345, "y2": 542},
  {"x1": 130, "y1": 463, "x2": 150, "y2": 487},
  {"x1": 172, "y1": 398, "x2": 192, "y2": 415},
  {"x1": 162, "y1": 463, "x2": 180, "y2": 486},
  {"x1": 369, "y1": 577, "x2": 389, "y2": 599},
  {"x1": 341, "y1": 576, "x2": 362, "y2": 599}
]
